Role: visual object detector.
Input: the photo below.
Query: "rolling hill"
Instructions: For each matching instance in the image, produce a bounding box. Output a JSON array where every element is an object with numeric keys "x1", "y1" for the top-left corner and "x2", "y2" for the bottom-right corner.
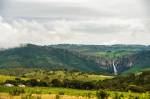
[{"x1": 0, "y1": 44, "x2": 106, "y2": 73}]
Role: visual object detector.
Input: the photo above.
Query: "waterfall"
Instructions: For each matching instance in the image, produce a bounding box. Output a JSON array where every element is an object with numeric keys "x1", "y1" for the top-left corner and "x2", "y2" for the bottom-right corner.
[{"x1": 113, "y1": 60, "x2": 118, "y2": 75}]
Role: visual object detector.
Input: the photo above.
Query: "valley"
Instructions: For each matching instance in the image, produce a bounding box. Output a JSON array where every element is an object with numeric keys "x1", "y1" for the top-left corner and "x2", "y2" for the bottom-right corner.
[{"x1": 0, "y1": 44, "x2": 150, "y2": 99}]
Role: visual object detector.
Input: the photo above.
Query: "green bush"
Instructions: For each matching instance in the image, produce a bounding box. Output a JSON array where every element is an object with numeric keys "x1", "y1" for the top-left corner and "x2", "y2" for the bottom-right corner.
[
  {"x1": 58, "y1": 91, "x2": 64, "y2": 95},
  {"x1": 114, "y1": 93, "x2": 119, "y2": 99},
  {"x1": 51, "y1": 79, "x2": 63, "y2": 87},
  {"x1": 96, "y1": 90, "x2": 109, "y2": 99}
]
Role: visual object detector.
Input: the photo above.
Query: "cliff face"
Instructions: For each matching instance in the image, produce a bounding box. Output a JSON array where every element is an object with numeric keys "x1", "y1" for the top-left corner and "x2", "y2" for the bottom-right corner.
[
  {"x1": 92, "y1": 50, "x2": 150, "y2": 74},
  {"x1": 74, "y1": 52, "x2": 136, "y2": 73},
  {"x1": 91, "y1": 55, "x2": 135, "y2": 73}
]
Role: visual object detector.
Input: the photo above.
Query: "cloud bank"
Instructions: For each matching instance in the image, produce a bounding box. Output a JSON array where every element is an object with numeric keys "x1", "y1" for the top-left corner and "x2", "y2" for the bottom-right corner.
[
  {"x1": 0, "y1": 0, "x2": 150, "y2": 48},
  {"x1": 0, "y1": 16, "x2": 150, "y2": 48}
]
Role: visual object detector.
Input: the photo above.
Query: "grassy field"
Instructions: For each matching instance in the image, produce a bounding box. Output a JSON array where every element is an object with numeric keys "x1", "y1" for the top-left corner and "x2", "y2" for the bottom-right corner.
[
  {"x1": 24, "y1": 70, "x2": 113, "y2": 82},
  {"x1": 0, "y1": 70, "x2": 112, "y2": 84},
  {"x1": 0, "y1": 86, "x2": 149, "y2": 99},
  {"x1": 0, "y1": 71, "x2": 149, "y2": 99},
  {"x1": 0, "y1": 86, "x2": 96, "y2": 96},
  {"x1": 0, "y1": 93, "x2": 96, "y2": 99},
  {"x1": 86, "y1": 74, "x2": 113, "y2": 81},
  {"x1": 88, "y1": 50, "x2": 132, "y2": 58},
  {"x1": 0, "y1": 75, "x2": 16, "y2": 83},
  {"x1": 0, "y1": 75, "x2": 28, "y2": 83}
]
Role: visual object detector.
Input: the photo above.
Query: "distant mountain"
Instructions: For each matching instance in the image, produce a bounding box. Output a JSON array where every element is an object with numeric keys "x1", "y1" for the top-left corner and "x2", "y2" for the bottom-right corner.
[
  {"x1": 50, "y1": 44, "x2": 150, "y2": 53},
  {"x1": 0, "y1": 44, "x2": 150, "y2": 74}
]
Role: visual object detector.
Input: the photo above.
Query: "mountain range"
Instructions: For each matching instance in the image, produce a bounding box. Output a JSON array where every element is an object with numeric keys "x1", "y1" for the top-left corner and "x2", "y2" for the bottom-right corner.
[{"x1": 0, "y1": 44, "x2": 150, "y2": 74}]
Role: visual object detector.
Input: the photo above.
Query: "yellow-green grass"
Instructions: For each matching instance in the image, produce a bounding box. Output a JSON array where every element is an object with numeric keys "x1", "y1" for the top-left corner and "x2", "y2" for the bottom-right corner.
[
  {"x1": 0, "y1": 92, "x2": 149, "y2": 99},
  {"x1": 0, "y1": 93, "x2": 96, "y2": 99},
  {"x1": 0, "y1": 86, "x2": 149, "y2": 99},
  {"x1": 0, "y1": 86, "x2": 96, "y2": 96},
  {"x1": 25, "y1": 70, "x2": 113, "y2": 82},
  {"x1": 87, "y1": 75, "x2": 113, "y2": 81},
  {"x1": 0, "y1": 75, "x2": 28, "y2": 83}
]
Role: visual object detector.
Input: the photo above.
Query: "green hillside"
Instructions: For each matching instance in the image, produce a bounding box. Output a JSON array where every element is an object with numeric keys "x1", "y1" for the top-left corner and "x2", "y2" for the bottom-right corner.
[
  {"x1": 0, "y1": 44, "x2": 150, "y2": 74},
  {"x1": 50, "y1": 44, "x2": 150, "y2": 54},
  {"x1": 123, "y1": 51, "x2": 150, "y2": 74},
  {"x1": 50, "y1": 44, "x2": 150, "y2": 59},
  {"x1": 50, "y1": 44, "x2": 150, "y2": 73},
  {"x1": 0, "y1": 44, "x2": 105, "y2": 73}
]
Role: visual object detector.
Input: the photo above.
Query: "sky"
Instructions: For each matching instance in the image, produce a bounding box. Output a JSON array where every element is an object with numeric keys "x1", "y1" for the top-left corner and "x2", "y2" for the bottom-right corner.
[{"x1": 0, "y1": 0, "x2": 150, "y2": 48}]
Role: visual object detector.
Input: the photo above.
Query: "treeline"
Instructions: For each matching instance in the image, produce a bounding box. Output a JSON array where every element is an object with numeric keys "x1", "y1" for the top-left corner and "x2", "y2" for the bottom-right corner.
[
  {"x1": 98, "y1": 70, "x2": 150, "y2": 92},
  {"x1": 3, "y1": 70, "x2": 150, "y2": 93},
  {"x1": 4, "y1": 78, "x2": 96, "y2": 89}
]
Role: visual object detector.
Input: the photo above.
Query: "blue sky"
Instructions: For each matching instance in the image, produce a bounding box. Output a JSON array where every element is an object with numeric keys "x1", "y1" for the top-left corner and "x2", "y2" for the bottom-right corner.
[{"x1": 0, "y1": 0, "x2": 150, "y2": 48}]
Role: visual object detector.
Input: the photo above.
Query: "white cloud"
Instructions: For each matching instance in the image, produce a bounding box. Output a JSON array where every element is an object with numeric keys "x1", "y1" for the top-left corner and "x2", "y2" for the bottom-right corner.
[
  {"x1": 0, "y1": 0, "x2": 150, "y2": 48},
  {"x1": 0, "y1": 16, "x2": 150, "y2": 48}
]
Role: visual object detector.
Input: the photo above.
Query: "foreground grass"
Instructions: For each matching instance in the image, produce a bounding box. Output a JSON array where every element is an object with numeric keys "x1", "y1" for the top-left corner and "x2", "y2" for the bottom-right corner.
[
  {"x1": 0, "y1": 86, "x2": 95, "y2": 96},
  {"x1": 0, "y1": 86, "x2": 149, "y2": 99}
]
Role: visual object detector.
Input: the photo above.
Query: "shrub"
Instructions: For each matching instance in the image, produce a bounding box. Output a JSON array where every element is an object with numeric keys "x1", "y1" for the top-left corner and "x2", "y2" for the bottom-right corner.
[
  {"x1": 58, "y1": 91, "x2": 64, "y2": 95},
  {"x1": 114, "y1": 93, "x2": 119, "y2": 99},
  {"x1": 51, "y1": 79, "x2": 62, "y2": 87},
  {"x1": 49, "y1": 92, "x2": 52, "y2": 94},
  {"x1": 96, "y1": 90, "x2": 109, "y2": 99}
]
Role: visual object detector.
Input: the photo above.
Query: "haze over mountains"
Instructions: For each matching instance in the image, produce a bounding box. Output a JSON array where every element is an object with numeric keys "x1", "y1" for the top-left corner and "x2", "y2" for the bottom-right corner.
[{"x1": 0, "y1": 44, "x2": 150, "y2": 74}]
